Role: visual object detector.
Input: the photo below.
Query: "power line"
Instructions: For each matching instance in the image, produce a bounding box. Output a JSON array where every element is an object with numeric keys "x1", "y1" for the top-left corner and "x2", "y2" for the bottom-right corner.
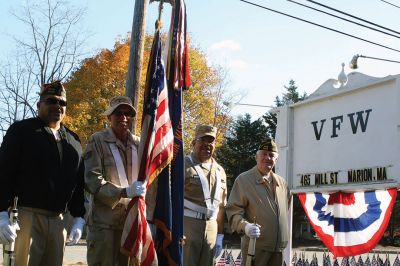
[
  {"x1": 305, "y1": 0, "x2": 400, "y2": 35},
  {"x1": 237, "y1": 0, "x2": 400, "y2": 53},
  {"x1": 287, "y1": 0, "x2": 400, "y2": 39},
  {"x1": 379, "y1": 0, "x2": 400, "y2": 9}
]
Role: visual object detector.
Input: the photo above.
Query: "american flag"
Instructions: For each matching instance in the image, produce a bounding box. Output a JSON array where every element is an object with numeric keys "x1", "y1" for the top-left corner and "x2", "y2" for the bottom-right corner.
[
  {"x1": 322, "y1": 253, "x2": 329, "y2": 266},
  {"x1": 153, "y1": 0, "x2": 189, "y2": 265},
  {"x1": 383, "y1": 255, "x2": 390, "y2": 266},
  {"x1": 121, "y1": 29, "x2": 173, "y2": 266},
  {"x1": 333, "y1": 259, "x2": 340, "y2": 266},
  {"x1": 292, "y1": 252, "x2": 298, "y2": 266},
  {"x1": 341, "y1": 257, "x2": 349, "y2": 266},
  {"x1": 393, "y1": 255, "x2": 400, "y2": 266},
  {"x1": 358, "y1": 256, "x2": 365, "y2": 266},
  {"x1": 296, "y1": 256, "x2": 304, "y2": 266},
  {"x1": 165, "y1": 0, "x2": 190, "y2": 90},
  {"x1": 377, "y1": 255, "x2": 384, "y2": 266},
  {"x1": 234, "y1": 251, "x2": 242, "y2": 266},
  {"x1": 225, "y1": 251, "x2": 235, "y2": 266},
  {"x1": 372, "y1": 255, "x2": 378, "y2": 266},
  {"x1": 365, "y1": 256, "x2": 372, "y2": 266},
  {"x1": 349, "y1": 256, "x2": 356, "y2": 266},
  {"x1": 310, "y1": 254, "x2": 318, "y2": 266},
  {"x1": 216, "y1": 250, "x2": 227, "y2": 266}
]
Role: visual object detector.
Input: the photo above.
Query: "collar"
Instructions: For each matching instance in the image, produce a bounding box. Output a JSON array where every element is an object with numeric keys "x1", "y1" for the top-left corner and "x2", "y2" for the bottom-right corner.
[
  {"x1": 189, "y1": 152, "x2": 214, "y2": 165},
  {"x1": 103, "y1": 127, "x2": 135, "y2": 145},
  {"x1": 253, "y1": 166, "x2": 279, "y2": 186}
]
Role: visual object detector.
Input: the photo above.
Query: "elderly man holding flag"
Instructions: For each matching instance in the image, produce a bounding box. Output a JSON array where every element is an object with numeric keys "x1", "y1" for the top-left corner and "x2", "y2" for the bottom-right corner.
[
  {"x1": 84, "y1": 95, "x2": 147, "y2": 266},
  {"x1": 120, "y1": 24, "x2": 174, "y2": 265}
]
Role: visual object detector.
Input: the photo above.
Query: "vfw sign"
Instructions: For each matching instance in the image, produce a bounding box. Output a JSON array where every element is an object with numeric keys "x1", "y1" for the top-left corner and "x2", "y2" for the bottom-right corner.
[{"x1": 275, "y1": 72, "x2": 400, "y2": 190}]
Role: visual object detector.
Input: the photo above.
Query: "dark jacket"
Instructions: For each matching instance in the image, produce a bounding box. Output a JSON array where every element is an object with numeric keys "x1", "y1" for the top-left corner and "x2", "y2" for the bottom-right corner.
[{"x1": 0, "y1": 117, "x2": 85, "y2": 217}]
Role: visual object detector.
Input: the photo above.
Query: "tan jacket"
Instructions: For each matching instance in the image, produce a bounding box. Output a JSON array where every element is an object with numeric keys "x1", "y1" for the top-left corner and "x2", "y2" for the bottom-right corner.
[
  {"x1": 84, "y1": 128, "x2": 140, "y2": 229},
  {"x1": 226, "y1": 166, "x2": 290, "y2": 252},
  {"x1": 184, "y1": 153, "x2": 227, "y2": 210}
]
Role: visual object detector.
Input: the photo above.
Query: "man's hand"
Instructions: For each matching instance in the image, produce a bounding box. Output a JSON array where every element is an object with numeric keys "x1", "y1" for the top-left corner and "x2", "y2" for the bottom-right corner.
[
  {"x1": 0, "y1": 211, "x2": 19, "y2": 245},
  {"x1": 126, "y1": 181, "x2": 146, "y2": 198},
  {"x1": 245, "y1": 223, "x2": 261, "y2": 239},
  {"x1": 67, "y1": 217, "x2": 85, "y2": 245},
  {"x1": 215, "y1": 233, "x2": 224, "y2": 258}
]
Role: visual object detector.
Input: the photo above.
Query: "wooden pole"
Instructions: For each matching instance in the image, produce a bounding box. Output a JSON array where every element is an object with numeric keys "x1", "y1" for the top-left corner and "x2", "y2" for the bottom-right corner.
[{"x1": 126, "y1": 0, "x2": 148, "y2": 133}]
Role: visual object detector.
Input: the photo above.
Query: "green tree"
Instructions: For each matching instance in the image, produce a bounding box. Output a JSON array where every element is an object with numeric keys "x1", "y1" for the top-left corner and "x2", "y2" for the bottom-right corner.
[
  {"x1": 215, "y1": 114, "x2": 269, "y2": 194},
  {"x1": 263, "y1": 79, "x2": 307, "y2": 138}
]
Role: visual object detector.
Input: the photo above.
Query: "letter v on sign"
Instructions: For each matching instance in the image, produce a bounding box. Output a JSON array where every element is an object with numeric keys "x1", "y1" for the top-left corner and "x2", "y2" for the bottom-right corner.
[{"x1": 311, "y1": 119, "x2": 326, "y2": 140}]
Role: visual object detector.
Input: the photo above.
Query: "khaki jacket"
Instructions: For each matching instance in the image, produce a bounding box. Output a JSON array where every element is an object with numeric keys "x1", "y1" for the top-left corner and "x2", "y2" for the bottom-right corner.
[
  {"x1": 84, "y1": 128, "x2": 140, "y2": 229},
  {"x1": 184, "y1": 153, "x2": 227, "y2": 210},
  {"x1": 226, "y1": 166, "x2": 290, "y2": 252}
]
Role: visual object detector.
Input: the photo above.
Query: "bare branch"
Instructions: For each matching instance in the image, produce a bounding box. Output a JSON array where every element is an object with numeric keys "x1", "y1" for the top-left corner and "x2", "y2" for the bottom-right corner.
[{"x1": 0, "y1": 0, "x2": 88, "y2": 134}]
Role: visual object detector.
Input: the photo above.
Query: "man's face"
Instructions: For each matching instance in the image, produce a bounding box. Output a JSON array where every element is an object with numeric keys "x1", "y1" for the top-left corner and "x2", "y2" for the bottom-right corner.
[
  {"x1": 192, "y1": 135, "x2": 216, "y2": 162},
  {"x1": 108, "y1": 105, "x2": 134, "y2": 134},
  {"x1": 255, "y1": 150, "x2": 278, "y2": 175},
  {"x1": 37, "y1": 95, "x2": 67, "y2": 125}
]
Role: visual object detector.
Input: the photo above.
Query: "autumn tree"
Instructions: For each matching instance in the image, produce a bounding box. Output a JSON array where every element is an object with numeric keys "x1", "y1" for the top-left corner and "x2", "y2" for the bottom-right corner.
[
  {"x1": 0, "y1": 0, "x2": 86, "y2": 137},
  {"x1": 65, "y1": 33, "x2": 232, "y2": 148}
]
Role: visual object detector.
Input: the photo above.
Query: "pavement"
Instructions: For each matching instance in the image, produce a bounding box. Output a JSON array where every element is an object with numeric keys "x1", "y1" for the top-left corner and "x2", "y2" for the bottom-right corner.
[
  {"x1": 0, "y1": 241, "x2": 88, "y2": 266},
  {"x1": 1, "y1": 238, "x2": 400, "y2": 266}
]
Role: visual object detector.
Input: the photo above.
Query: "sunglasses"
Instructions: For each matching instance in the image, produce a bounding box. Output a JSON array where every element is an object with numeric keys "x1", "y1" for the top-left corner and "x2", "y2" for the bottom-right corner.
[
  {"x1": 42, "y1": 98, "x2": 67, "y2": 107},
  {"x1": 113, "y1": 111, "x2": 134, "y2": 117},
  {"x1": 196, "y1": 136, "x2": 215, "y2": 144}
]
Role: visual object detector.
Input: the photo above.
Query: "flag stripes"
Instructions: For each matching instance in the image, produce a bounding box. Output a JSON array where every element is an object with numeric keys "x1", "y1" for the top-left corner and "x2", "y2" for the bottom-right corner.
[{"x1": 121, "y1": 29, "x2": 173, "y2": 266}]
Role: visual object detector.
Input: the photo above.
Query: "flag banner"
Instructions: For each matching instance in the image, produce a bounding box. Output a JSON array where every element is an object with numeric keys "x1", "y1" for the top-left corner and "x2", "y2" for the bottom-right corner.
[
  {"x1": 298, "y1": 188, "x2": 397, "y2": 258},
  {"x1": 121, "y1": 29, "x2": 174, "y2": 266},
  {"x1": 153, "y1": 0, "x2": 189, "y2": 265}
]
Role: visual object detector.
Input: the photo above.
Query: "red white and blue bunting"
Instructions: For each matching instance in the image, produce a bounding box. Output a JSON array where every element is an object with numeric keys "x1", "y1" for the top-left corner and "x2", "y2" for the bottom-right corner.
[{"x1": 298, "y1": 188, "x2": 397, "y2": 257}]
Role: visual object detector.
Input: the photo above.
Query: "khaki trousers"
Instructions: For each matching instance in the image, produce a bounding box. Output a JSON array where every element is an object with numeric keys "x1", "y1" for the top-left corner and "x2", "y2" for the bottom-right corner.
[
  {"x1": 183, "y1": 216, "x2": 217, "y2": 266},
  {"x1": 14, "y1": 207, "x2": 67, "y2": 266},
  {"x1": 86, "y1": 226, "x2": 128, "y2": 266},
  {"x1": 241, "y1": 248, "x2": 283, "y2": 266}
]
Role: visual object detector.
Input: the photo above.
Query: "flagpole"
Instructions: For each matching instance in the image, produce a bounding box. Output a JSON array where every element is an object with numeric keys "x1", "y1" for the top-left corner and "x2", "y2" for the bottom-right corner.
[{"x1": 126, "y1": 0, "x2": 148, "y2": 134}]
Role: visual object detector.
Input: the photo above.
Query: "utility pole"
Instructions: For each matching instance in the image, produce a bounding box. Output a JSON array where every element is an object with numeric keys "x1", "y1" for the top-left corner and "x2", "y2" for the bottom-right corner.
[{"x1": 126, "y1": 0, "x2": 148, "y2": 133}]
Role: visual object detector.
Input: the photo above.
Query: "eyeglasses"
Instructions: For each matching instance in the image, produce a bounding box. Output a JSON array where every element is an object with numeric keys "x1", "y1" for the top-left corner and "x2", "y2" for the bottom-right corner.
[
  {"x1": 113, "y1": 111, "x2": 134, "y2": 118},
  {"x1": 196, "y1": 136, "x2": 215, "y2": 144},
  {"x1": 42, "y1": 98, "x2": 67, "y2": 107}
]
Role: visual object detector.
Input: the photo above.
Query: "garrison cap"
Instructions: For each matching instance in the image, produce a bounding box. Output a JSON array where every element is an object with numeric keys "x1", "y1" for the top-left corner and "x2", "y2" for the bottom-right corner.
[
  {"x1": 104, "y1": 96, "x2": 136, "y2": 116},
  {"x1": 40, "y1": 81, "x2": 66, "y2": 100},
  {"x1": 258, "y1": 138, "x2": 278, "y2": 153},
  {"x1": 195, "y1": 125, "x2": 217, "y2": 139}
]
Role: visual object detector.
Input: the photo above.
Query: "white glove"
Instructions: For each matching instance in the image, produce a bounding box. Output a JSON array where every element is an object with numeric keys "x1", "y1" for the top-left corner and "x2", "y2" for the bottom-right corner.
[
  {"x1": 126, "y1": 181, "x2": 146, "y2": 198},
  {"x1": 0, "y1": 211, "x2": 19, "y2": 244},
  {"x1": 215, "y1": 233, "x2": 224, "y2": 258},
  {"x1": 245, "y1": 223, "x2": 261, "y2": 239},
  {"x1": 67, "y1": 217, "x2": 85, "y2": 245}
]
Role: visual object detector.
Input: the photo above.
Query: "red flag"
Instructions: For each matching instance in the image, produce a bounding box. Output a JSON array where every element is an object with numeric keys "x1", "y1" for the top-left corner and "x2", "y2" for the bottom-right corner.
[
  {"x1": 121, "y1": 30, "x2": 173, "y2": 265},
  {"x1": 166, "y1": 0, "x2": 191, "y2": 91}
]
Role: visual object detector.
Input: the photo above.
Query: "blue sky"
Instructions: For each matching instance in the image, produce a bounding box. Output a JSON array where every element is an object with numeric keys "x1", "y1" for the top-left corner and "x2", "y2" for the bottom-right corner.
[{"x1": 0, "y1": 0, "x2": 399, "y2": 119}]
